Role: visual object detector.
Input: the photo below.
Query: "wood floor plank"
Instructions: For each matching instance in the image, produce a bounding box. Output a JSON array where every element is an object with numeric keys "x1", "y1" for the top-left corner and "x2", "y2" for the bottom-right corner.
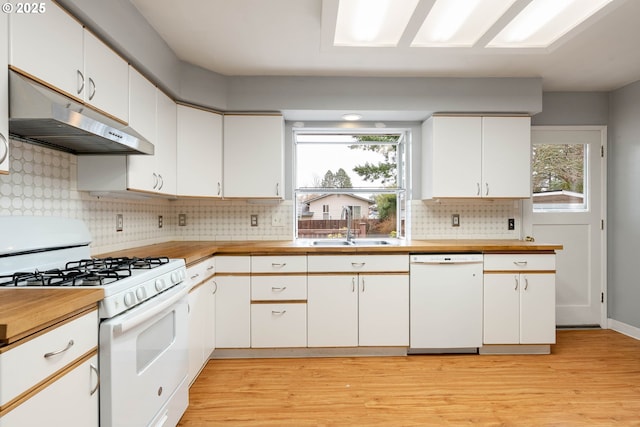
[{"x1": 179, "y1": 330, "x2": 640, "y2": 426}]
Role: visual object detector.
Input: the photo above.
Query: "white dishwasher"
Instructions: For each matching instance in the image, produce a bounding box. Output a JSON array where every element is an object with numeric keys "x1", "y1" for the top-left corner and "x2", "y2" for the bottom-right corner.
[{"x1": 409, "y1": 254, "x2": 483, "y2": 353}]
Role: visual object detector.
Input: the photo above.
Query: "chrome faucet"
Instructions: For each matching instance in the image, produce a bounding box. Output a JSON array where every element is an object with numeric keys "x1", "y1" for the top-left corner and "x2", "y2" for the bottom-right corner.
[{"x1": 342, "y1": 206, "x2": 353, "y2": 243}]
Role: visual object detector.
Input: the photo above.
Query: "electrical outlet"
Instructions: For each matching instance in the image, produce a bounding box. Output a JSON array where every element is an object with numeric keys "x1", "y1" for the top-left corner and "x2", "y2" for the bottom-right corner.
[
  {"x1": 116, "y1": 214, "x2": 123, "y2": 232},
  {"x1": 251, "y1": 214, "x2": 258, "y2": 227},
  {"x1": 452, "y1": 213, "x2": 460, "y2": 227},
  {"x1": 272, "y1": 215, "x2": 284, "y2": 227},
  {"x1": 508, "y1": 218, "x2": 515, "y2": 230},
  {"x1": 158, "y1": 215, "x2": 163, "y2": 229},
  {"x1": 178, "y1": 213, "x2": 187, "y2": 227}
]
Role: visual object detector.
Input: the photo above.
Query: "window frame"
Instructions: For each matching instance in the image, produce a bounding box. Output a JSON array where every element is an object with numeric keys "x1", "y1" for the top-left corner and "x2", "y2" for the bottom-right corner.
[{"x1": 293, "y1": 126, "x2": 409, "y2": 241}]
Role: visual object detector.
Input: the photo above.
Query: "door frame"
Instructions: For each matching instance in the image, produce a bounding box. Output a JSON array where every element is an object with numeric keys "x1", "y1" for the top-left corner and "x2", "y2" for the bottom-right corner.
[{"x1": 522, "y1": 125, "x2": 608, "y2": 328}]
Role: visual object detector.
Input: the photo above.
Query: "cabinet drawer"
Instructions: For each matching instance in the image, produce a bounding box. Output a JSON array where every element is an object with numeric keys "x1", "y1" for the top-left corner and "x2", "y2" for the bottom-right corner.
[
  {"x1": 0, "y1": 309, "x2": 98, "y2": 407},
  {"x1": 251, "y1": 276, "x2": 307, "y2": 301},
  {"x1": 251, "y1": 255, "x2": 306, "y2": 273},
  {"x1": 307, "y1": 255, "x2": 409, "y2": 273},
  {"x1": 215, "y1": 256, "x2": 250, "y2": 273},
  {"x1": 484, "y1": 254, "x2": 555, "y2": 271},
  {"x1": 250, "y1": 303, "x2": 307, "y2": 348},
  {"x1": 186, "y1": 257, "x2": 215, "y2": 289}
]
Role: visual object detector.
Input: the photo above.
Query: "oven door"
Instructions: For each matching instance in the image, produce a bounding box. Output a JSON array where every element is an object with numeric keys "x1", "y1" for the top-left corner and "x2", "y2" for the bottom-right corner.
[{"x1": 99, "y1": 283, "x2": 189, "y2": 427}]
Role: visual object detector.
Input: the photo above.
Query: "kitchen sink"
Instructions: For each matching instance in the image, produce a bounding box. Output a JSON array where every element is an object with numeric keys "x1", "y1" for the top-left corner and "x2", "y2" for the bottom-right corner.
[{"x1": 309, "y1": 239, "x2": 398, "y2": 247}]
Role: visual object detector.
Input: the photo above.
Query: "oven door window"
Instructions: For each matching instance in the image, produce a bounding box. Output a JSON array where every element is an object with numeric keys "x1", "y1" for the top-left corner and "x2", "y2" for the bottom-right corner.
[{"x1": 136, "y1": 311, "x2": 176, "y2": 373}]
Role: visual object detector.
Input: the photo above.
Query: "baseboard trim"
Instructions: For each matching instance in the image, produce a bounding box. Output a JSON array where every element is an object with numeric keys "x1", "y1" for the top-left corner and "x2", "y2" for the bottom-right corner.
[
  {"x1": 211, "y1": 347, "x2": 408, "y2": 359},
  {"x1": 479, "y1": 344, "x2": 551, "y2": 355},
  {"x1": 608, "y1": 318, "x2": 640, "y2": 340}
]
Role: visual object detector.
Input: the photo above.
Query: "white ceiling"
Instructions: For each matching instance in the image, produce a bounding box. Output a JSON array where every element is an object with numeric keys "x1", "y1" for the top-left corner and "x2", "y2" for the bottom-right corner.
[{"x1": 129, "y1": 0, "x2": 640, "y2": 92}]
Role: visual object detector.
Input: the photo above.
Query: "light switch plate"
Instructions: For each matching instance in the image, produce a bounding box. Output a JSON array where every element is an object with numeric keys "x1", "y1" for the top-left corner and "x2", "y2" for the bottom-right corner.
[
  {"x1": 116, "y1": 214, "x2": 123, "y2": 232},
  {"x1": 452, "y1": 213, "x2": 460, "y2": 227}
]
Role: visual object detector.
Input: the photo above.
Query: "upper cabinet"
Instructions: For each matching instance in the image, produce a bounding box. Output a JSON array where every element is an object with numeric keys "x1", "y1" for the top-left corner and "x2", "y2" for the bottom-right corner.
[
  {"x1": 223, "y1": 114, "x2": 284, "y2": 199},
  {"x1": 422, "y1": 116, "x2": 531, "y2": 199},
  {"x1": 1, "y1": 12, "x2": 9, "y2": 174},
  {"x1": 176, "y1": 105, "x2": 223, "y2": 198},
  {"x1": 9, "y1": 2, "x2": 129, "y2": 123}
]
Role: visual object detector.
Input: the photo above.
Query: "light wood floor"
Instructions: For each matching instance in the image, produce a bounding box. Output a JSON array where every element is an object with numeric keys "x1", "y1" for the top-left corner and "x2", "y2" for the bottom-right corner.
[{"x1": 178, "y1": 330, "x2": 640, "y2": 426}]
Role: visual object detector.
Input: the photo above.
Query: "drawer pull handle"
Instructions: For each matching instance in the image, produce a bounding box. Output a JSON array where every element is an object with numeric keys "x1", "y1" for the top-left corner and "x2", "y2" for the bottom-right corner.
[
  {"x1": 190, "y1": 273, "x2": 200, "y2": 280},
  {"x1": 90, "y1": 363, "x2": 100, "y2": 396},
  {"x1": 271, "y1": 286, "x2": 287, "y2": 292},
  {"x1": 207, "y1": 266, "x2": 214, "y2": 271},
  {"x1": 272, "y1": 310, "x2": 287, "y2": 315},
  {"x1": 44, "y1": 339, "x2": 74, "y2": 358},
  {"x1": 513, "y1": 261, "x2": 528, "y2": 266},
  {"x1": 271, "y1": 263, "x2": 287, "y2": 268},
  {"x1": 351, "y1": 262, "x2": 365, "y2": 268}
]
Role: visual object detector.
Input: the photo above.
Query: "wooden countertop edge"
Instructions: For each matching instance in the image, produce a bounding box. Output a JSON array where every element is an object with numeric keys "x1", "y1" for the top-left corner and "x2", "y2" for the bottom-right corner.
[
  {"x1": 0, "y1": 288, "x2": 104, "y2": 346},
  {"x1": 96, "y1": 240, "x2": 563, "y2": 264}
]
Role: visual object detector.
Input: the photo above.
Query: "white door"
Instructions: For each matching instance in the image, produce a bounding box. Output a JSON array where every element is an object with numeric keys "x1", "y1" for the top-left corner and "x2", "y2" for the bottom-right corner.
[{"x1": 523, "y1": 126, "x2": 606, "y2": 326}]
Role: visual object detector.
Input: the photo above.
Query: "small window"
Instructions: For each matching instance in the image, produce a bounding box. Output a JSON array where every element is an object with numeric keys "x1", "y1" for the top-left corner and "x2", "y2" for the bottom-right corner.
[
  {"x1": 295, "y1": 129, "x2": 407, "y2": 240},
  {"x1": 532, "y1": 143, "x2": 587, "y2": 211}
]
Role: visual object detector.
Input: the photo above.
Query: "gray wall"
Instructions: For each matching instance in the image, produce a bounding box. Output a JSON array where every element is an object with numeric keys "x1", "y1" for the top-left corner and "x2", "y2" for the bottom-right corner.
[
  {"x1": 608, "y1": 81, "x2": 640, "y2": 329},
  {"x1": 532, "y1": 92, "x2": 609, "y2": 126}
]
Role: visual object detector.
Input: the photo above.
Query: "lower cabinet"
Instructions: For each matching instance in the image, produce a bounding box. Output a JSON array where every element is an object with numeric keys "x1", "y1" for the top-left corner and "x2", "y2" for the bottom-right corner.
[
  {"x1": 250, "y1": 303, "x2": 307, "y2": 348},
  {"x1": 0, "y1": 353, "x2": 99, "y2": 427},
  {"x1": 187, "y1": 278, "x2": 216, "y2": 385},
  {"x1": 307, "y1": 273, "x2": 409, "y2": 347},
  {"x1": 483, "y1": 273, "x2": 556, "y2": 344},
  {"x1": 483, "y1": 254, "x2": 556, "y2": 346},
  {"x1": 215, "y1": 256, "x2": 251, "y2": 349}
]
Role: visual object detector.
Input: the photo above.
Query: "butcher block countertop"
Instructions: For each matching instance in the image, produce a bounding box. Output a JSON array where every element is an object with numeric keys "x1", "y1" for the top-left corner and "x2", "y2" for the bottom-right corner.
[
  {"x1": 97, "y1": 239, "x2": 563, "y2": 266},
  {"x1": 0, "y1": 288, "x2": 103, "y2": 347}
]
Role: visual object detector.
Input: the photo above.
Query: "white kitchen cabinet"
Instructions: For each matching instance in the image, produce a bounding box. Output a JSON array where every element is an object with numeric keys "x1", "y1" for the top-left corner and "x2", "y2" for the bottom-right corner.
[
  {"x1": 250, "y1": 255, "x2": 307, "y2": 348},
  {"x1": 0, "y1": 12, "x2": 8, "y2": 175},
  {"x1": 307, "y1": 255, "x2": 409, "y2": 347},
  {"x1": 10, "y1": 5, "x2": 128, "y2": 123},
  {"x1": 128, "y1": 89, "x2": 177, "y2": 195},
  {"x1": 250, "y1": 303, "x2": 307, "y2": 348},
  {"x1": 77, "y1": 88, "x2": 177, "y2": 197},
  {"x1": 177, "y1": 105, "x2": 223, "y2": 197},
  {"x1": 187, "y1": 278, "x2": 216, "y2": 384},
  {"x1": 223, "y1": 114, "x2": 284, "y2": 199},
  {"x1": 0, "y1": 309, "x2": 99, "y2": 426},
  {"x1": 483, "y1": 254, "x2": 556, "y2": 345},
  {"x1": 0, "y1": 354, "x2": 99, "y2": 427},
  {"x1": 215, "y1": 256, "x2": 251, "y2": 348},
  {"x1": 9, "y1": 3, "x2": 84, "y2": 101},
  {"x1": 128, "y1": 67, "x2": 157, "y2": 144},
  {"x1": 82, "y1": 30, "x2": 129, "y2": 122},
  {"x1": 422, "y1": 116, "x2": 531, "y2": 199}
]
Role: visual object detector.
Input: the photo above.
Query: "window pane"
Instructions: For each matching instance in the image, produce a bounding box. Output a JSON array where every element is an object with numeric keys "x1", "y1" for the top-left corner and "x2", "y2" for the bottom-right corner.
[{"x1": 532, "y1": 143, "x2": 586, "y2": 211}]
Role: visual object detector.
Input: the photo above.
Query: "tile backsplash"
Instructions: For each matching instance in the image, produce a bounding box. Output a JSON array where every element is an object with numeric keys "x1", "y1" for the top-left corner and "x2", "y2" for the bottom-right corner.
[{"x1": 1, "y1": 139, "x2": 520, "y2": 254}]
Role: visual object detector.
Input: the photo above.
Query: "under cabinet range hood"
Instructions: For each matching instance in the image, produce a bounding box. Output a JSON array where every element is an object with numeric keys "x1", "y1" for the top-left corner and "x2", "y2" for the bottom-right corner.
[{"x1": 8, "y1": 70, "x2": 154, "y2": 155}]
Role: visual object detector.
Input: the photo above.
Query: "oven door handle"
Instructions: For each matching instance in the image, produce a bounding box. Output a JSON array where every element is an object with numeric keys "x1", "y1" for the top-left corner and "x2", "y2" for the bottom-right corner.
[{"x1": 115, "y1": 285, "x2": 188, "y2": 335}]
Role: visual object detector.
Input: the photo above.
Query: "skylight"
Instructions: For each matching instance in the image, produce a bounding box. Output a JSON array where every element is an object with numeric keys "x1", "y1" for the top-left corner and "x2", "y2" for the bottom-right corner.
[{"x1": 332, "y1": 0, "x2": 615, "y2": 49}]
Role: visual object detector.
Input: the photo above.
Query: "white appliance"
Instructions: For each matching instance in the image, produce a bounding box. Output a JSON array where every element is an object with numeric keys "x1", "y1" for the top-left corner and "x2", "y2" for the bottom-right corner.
[
  {"x1": 0, "y1": 216, "x2": 189, "y2": 427},
  {"x1": 409, "y1": 253, "x2": 483, "y2": 353}
]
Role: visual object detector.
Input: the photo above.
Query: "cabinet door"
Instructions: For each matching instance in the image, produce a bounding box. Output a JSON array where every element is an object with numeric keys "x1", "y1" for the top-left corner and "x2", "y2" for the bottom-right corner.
[
  {"x1": 1, "y1": 12, "x2": 8, "y2": 174},
  {"x1": 127, "y1": 68, "x2": 157, "y2": 192},
  {"x1": 176, "y1": 105, "x2": 223, "y2": 197},
  {"x1": 520, "y1": 273, "x2": 556, "y2": 344},
  {"x1": 9, "y1": 3, "x2": 84, "y2": 100},
  {"x1": 187, "y1": 285, "x2": 207, "y2": 385},
  {"x1": 481, "y1": 116, "x2": 531, "y2": 198},
  {"x1": 215, "y1": 276, "x2": 250, "y2": 348},
  {"x1": 204, "y1": 279, "x2": 216, "y2": 356},
  {"x1": 83, "y1": 30, "x2": 128, "y2": 122},
  {"x1": 483, "y1": 273, "x2": 520, "y2": 344},
  {"x1": 250, "y1": 303, "x2": 307, "y2": 348},
  {"x1": 358, "y1": 274, "x2": 409, "y2": 346},
  {"x1": 423, "y1": 116, "x2": 482, "y2": 198},
  {"x1": 0, "y1": 354, "x2": 99, "y2": 427},
  {"x1": 155, "y1": 90, "x2": 177, "y2": 195},
  {"x1": 223, "y1": 115, "x2": 284, "y2": 198},
  {"x1": 307, "y1": 275, "x2": 358, "y2": 347}
]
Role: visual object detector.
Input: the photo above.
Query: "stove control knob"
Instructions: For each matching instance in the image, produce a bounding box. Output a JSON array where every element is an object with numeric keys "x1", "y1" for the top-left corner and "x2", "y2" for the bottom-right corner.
[
  {"x1": 171, "y1": 272, "x2": 180, "y2": 284},
  {"x1": 124, "y1": 292, "x2": 136, "y2": 307},
  {"x1": 136, "y1": 287, "x2": 147, "y2": 301},
  {"x1": 155, "y1": 278, "x2": 166, "y2": 291}
]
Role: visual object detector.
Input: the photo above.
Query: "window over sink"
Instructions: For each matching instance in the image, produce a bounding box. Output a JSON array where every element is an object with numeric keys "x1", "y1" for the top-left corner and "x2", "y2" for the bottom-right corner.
[{"x1": 294, "y1": 127, "x2": 408, "y2": 241}]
